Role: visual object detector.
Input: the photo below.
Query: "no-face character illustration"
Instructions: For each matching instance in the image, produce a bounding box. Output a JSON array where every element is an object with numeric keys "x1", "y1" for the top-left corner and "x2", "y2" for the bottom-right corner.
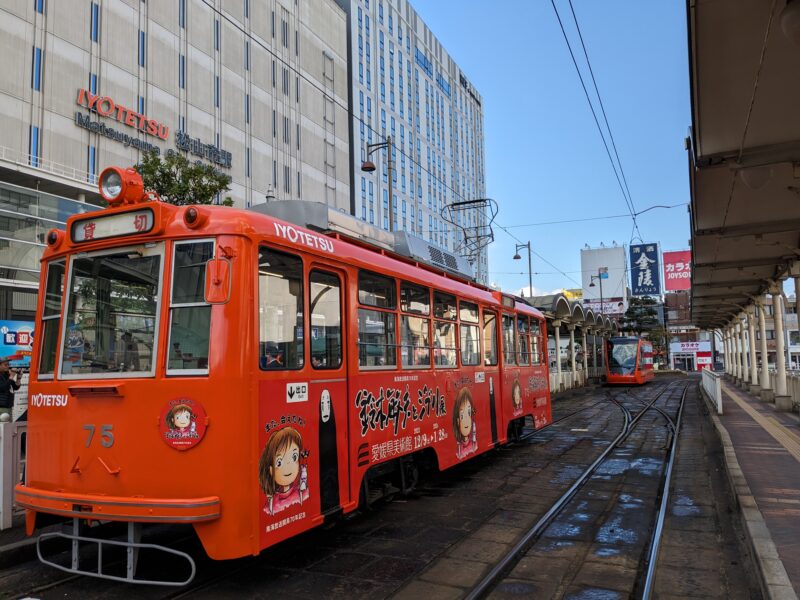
[
  {"x1": 259, "y1": 427, "x2": 310, "y2": 516},
  {"x1": 165, "y1": 404, "x2": 197, "y2": 437},
  {"x1": 512, "y1": 379, "x2": 523, "y2": 417},
  {"x1": 453, "y1": 387, "x2": 478, "y2": 460}
]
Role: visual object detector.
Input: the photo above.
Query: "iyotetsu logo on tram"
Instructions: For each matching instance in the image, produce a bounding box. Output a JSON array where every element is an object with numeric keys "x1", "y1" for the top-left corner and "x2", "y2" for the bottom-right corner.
[
  {"x1": 30, "y1": 393, "x2": 69, "y2": 408},
  {"x1": 76, "y1": 88, "x2": 169, "y2": 140},
  {"x1": 273, "y1": 223, "x2": 334, "y2": 253}
]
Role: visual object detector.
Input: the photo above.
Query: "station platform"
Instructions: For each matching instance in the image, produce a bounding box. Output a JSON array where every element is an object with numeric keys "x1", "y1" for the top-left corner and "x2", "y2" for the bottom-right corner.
[{"x1": 709, "y1": 377, "x2": 800, "y2": 599}]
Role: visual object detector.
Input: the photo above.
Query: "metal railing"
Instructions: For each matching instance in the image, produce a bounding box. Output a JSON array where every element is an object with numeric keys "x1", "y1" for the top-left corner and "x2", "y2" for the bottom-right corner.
[
  {"x1": 701, "y1": 369, "x2": 722, "y2": 414},
  {"x1": 0, "y1": 144, "x2": 95, "y2": 185},
  {"x1": 0, "y1": 421, "x2": 27, "y2": 530}
]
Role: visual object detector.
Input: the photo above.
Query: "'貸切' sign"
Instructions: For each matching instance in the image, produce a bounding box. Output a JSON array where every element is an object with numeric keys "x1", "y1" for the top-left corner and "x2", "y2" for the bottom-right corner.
[{"x1": 630, "y1": 243, "x2": 661, "y2": 296}]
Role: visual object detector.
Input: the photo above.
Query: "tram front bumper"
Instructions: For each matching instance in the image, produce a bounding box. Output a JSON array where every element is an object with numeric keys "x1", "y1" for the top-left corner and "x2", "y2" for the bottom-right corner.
[{"x1": 15, "y1": 484, "x2": 221, "y2": 528}]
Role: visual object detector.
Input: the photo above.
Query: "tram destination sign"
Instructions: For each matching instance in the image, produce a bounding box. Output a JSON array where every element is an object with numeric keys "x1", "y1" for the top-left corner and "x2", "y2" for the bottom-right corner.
[{"x1": 71, "y1": 209, "x2": 154, "y2": 243}]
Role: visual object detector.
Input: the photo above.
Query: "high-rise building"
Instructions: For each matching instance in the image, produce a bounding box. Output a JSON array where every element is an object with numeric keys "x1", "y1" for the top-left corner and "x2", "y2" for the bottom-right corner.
[
  {"x1": 335, "y1": 0, "x2": 488, "y2": 282},
  {"x1": 0, "y1": 0, "x2": 351, "y2": 318}
]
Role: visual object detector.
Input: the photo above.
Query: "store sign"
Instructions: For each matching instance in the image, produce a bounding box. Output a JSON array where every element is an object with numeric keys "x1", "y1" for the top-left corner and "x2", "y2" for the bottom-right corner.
[
  {"x1": 663, "y1": 250, "x2": 691, "y2": 291},
  {"x1": 669, "y1": 341, "x2": 711, "y2": 353},
  {"x1": 76, "y1": 88, "x2": 169, "y2": 140},
  {"x1": 75, "y1": 112, "x2": 162, "y2": 154},
  {"x1": 172, "y1": 132, "x2": 232, "y2": 169},
  {"x1": 0, "y1": 321, "x2": 35, "y2": 367},
  {"x1": 583, "y1": 297, "x2": 626, "y2": 316},
  {"x1": 630, "y1": 243, "x2": 661, "y2": 296}
]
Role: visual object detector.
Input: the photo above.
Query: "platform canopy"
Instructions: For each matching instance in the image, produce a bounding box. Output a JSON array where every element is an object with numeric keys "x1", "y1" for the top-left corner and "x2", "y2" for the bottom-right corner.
[{"x1": 688, "y1": 0, "x2": 800, "y2": 328}]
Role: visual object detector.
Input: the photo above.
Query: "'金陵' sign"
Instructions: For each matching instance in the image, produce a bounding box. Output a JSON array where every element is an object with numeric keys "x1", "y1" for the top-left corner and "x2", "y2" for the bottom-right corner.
[
  {"x1": 630, "y1": 243, "x2": 661, "y2": 296},
  {"x1": 663, "y1": 250, "x2": 691, "y2": 291}
]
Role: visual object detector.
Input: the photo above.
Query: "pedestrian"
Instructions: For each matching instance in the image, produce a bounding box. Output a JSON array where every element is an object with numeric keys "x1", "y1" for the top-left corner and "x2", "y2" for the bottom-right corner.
[{"x1": 0, "y1": 358, "x2": 22, "y2": 422}]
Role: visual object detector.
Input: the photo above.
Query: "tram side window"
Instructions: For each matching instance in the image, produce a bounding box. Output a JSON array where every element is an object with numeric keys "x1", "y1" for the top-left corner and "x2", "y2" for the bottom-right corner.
[
  {"x1": 400, "y1": 282, "x2": 430, "y2": 367},
  {"x1": 38, "y1": 260, "x2": 65, "y2": 377},
  {"x1": 259, "y1": 247, "x2": 304, "y2": 369},
  {"x1": 460, "y1": 300, "x2": 480, "y2": 366},
  {"x1": 358, "y1": 271, "x2": 396, "y2": 368},
  {"x1": 531, "y1": 320, "x2": 542, "y2": 365},
  {"x1": 310, "y1": 271, "x2": 342, "y2": 369},
  {"x1": 168, "y1": 241, "x2": 213, "y2": 373},
  {"x1": 434, "y1": 320, "x2": 457, "y2": 367},
  {"x1": 502, "y1": 314, "x2": 516, "y2": 365},
  {"x1": 518, "y1": 316, "x2": 530, "y2": 366},
  {"x1": 483, "y1": 310, "x2": 498, "y2": 366},
  {"x1": 359, "y1": 270, "x2": 396, "y2": 308},
  {"x1": 434, "y1": 291, "x2": 457, "y2": 320}
]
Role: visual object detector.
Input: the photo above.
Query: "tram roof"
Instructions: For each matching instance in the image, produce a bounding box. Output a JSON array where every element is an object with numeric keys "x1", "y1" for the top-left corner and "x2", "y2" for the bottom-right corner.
[{"x1": 688, "y1": 0, "x2": 800, "y2": 329}]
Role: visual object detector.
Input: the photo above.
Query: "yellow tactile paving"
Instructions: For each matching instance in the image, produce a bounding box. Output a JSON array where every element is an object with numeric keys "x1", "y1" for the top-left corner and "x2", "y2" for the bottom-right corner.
[{"x1": 722, "y1": 383, "x2": 800, "y2": 464}]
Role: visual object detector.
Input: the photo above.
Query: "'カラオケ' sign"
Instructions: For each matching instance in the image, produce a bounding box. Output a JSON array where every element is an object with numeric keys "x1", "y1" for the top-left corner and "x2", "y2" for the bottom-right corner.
[{"x1": 663, "y1": 250, "x2": 691, "y2": 291}]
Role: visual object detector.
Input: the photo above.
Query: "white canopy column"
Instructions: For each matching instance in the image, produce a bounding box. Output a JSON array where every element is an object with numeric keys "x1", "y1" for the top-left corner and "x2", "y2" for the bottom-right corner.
[
  {"x1": 747, "y1": 308, "x2": 759, "y2": 394},
  {"x1": 739, "y1": 316, "x2": 749, "y2": 386},
  {"x1": 772, "y1": 288, "x2": 790, "y2": 410},
  {"x1": 758, "y1": 298, "x2": 772, "y2": 401}
]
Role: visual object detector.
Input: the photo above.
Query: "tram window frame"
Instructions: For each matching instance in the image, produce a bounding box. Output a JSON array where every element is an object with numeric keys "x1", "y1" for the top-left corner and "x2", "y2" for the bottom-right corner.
[
  {"x1": 502, "y1": 314, "x2": 516, "y2": 366},
  {"x1": 433, "y1": 290, "x2": 457, "y2": 321},
  {"x1": 482, "y1": 309, "x2": 499, "y2": 366},
  {"x1": 358, "y1": 270, "x2": 397, "y2": 369},
  {"x1": 358, "y1": 270, "x2": 396, "y2": 309},
  {"x1": 531, "y1": 319, "x2": 543, "y2": 365},
  {"x1": 459, "y1": 300, "x2": 480, "y2": 366},
  {"x1": 309, "y1": 270, "x2": 343, "y2": 370},
  {"x1": 433, "y1": 318, "x2": 457, "y2": 368},
  {"x1": 38, "y1": 259, "x2": 65, "y2": 379},
  {"x1": 400, "y1": 281, "x2": 430, "y2": 368},
  {"x1": 400, "y1": 281, "x2": 430, "y2": 315},
  {"x1": 58, "y1": 243, "x2": 165, "y2": 380},
  {"x1": 259, "y1": 246, "x2": 305, "y2": 371},
  {"x1": 518, "y1": 316, "x2": 530, "y2": 366},
  {"x1": 167, "y1": 239, "x2": 214, "y2": 376}
]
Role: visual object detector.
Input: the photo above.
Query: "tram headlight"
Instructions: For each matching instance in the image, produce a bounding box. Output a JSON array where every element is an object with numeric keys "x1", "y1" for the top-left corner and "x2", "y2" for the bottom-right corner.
[
  {"x1": 98, "y1": 167, "x2": 145, "y2": 205},
  {"x1": 101, "y1": 170, "x2": 122, "y2": 200}
]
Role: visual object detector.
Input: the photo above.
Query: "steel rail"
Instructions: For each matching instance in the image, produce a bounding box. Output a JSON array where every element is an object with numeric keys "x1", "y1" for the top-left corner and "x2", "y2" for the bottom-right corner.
[
  {"x1": 641, "y1": 384, "x2": 688, "y2": 599},
  {"x1": 466, "y1": 380, "x2": 682, "y2": 600}
]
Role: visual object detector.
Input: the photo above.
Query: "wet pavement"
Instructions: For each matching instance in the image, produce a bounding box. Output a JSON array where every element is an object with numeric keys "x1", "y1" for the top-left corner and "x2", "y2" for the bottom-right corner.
[{"x1": 0, "y1": 377, "x2": 763, "y2": 599}]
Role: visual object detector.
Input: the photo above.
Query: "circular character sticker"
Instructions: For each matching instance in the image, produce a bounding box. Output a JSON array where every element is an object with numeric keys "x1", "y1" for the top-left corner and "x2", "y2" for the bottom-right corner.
[{"x1": 159, "y1": 398, "x2": 208, "y2": 451}]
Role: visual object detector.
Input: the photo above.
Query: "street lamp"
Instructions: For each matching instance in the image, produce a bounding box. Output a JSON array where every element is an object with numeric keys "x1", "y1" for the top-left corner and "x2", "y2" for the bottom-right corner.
[
  {"x1": 513, "y1": 241, "x2": 532, "y2": 298},
  {"x1": 361, "y1": 135, "x2": 394, "y2": 232},
  {"x1": 589, "y1": 267, "x2": 609, "y2": 369}
]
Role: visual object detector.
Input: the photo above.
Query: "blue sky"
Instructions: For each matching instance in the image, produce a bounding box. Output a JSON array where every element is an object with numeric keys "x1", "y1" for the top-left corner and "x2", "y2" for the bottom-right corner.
[{"x1": 413, "y1": 1, "x2": 691, "y2": 295}]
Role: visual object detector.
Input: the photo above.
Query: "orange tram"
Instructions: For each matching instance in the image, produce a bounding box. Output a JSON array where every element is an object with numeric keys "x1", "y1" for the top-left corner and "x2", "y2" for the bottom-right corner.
[
  {"x1": 16, "y1": 167, "x2": 552, "y2": 584},
  {"x1": 605, "y1": 336, "x2": 654, "y2": 385}
]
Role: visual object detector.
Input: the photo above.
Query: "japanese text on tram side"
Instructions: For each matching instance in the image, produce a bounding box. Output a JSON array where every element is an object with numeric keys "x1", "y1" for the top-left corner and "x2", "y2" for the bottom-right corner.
[
  {"x1": 354, "y1": 384, "x2": 447, "y2": 437},
  {"x1": 265, "y1": 511, "x2": 305, "y2": 533},
  {"x1": 273, "y1": 222, "x2": 334, "y2": 253}
]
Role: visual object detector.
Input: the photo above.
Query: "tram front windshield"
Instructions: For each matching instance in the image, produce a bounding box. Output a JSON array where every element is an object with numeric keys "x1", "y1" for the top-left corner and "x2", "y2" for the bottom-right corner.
[
  {"x1": 59, "y1": 244, "x2": 163, "y2": 377},
  {"x1": 607, "y1": 339, "x2": 638, "y2": 375}
]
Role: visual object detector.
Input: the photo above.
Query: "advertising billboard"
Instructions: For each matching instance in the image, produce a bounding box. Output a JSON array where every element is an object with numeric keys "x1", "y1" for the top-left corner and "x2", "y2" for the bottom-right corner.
[
  {"x1": 581, "y1": 246, "x2": 628, "y2": 314},
  {"x1": 0, "y1": 320, "x2": 35, "y2": 367},
  {"x1": 630, "y1": 243, "x2": 661, "y2": 296},
  {"x1": 663, "y1": 250, "x2": 691, "y2": 291}
]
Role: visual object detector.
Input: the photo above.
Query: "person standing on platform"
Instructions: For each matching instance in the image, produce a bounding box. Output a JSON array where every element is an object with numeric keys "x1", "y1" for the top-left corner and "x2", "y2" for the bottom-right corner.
[{"x1": 0, "y1": 357, "x2": 22, "y2": 422}]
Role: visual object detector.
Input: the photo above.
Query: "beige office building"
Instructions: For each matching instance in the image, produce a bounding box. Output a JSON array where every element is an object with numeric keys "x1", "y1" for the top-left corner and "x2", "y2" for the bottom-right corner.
[{"x1": 0, "y1": 0, "x2": 351, "y2": 321}]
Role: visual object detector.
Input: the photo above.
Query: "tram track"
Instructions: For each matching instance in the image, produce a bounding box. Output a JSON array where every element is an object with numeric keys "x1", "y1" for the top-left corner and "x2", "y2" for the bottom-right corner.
[{"x1": 465, "y1": 380, "x2": 688, "y2": 600}]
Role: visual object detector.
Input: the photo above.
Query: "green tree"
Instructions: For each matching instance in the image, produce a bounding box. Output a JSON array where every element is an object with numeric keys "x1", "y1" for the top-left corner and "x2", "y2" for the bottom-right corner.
[
  {"x1": 620, "y1": 296, "x2": 660, "y2": 335},
  {"x1": 134, "y1": 150, "x2": 233, "y2": 206}
]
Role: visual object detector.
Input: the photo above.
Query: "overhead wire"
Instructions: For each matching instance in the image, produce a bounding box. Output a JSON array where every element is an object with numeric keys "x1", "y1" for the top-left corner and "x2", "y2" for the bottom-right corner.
[{"x1": 550, "y1": 0, "x2": 642, "y2": 242}]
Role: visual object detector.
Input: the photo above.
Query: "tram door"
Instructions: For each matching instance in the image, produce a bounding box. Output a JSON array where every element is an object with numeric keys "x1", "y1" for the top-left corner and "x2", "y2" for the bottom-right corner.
[
  {"x1": 307, "y1": 268, "x2": 349, "y2": 516},
  {"x1": 257, "y1": 249, "x2": 348, "y2": 547}
]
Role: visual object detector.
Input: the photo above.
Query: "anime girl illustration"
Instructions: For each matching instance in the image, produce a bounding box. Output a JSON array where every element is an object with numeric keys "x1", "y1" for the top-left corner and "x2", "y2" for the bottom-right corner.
[
  {"x1": 258, "y1": 426, "x2": 310, "y2": 516},
  {"x1": 165, "y1": 403, "x2": 198, "y2": 439},
  {"x1": 453, "y1": 387, "x2": 478, "y2": 459},
  {"x1": 512, "y1": 379, "x2": 523, "y2": 417}
]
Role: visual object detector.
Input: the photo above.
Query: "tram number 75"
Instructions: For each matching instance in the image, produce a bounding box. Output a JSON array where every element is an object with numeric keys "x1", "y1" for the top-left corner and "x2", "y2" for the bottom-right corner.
[{"x1": 83, "y1": 424, "x2": 115, "y2": 448}]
